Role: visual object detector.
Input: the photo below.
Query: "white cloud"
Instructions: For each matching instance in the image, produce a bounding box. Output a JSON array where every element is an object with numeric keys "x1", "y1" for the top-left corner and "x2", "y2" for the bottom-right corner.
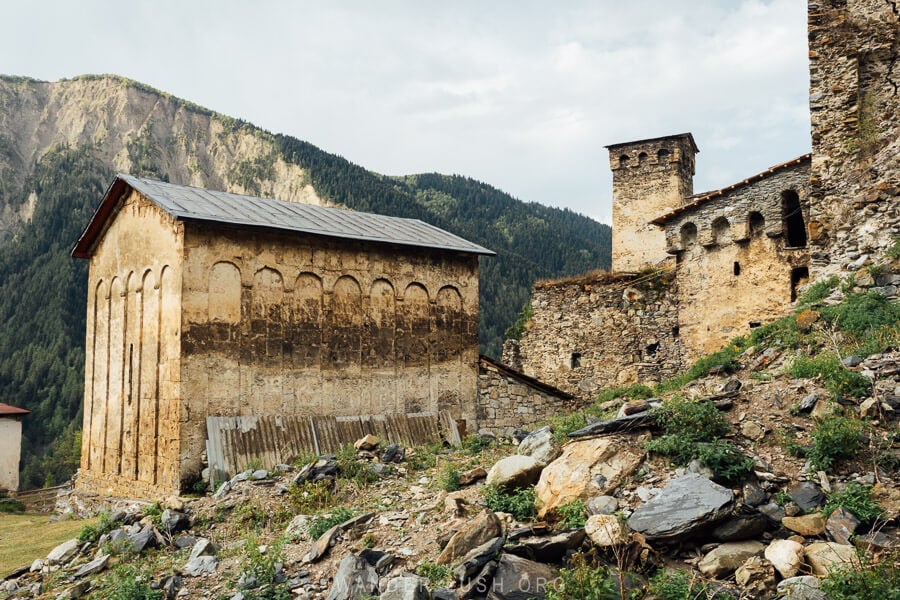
[{"x1": 1, "y1": 0, "x2": 811, "y2": 221}]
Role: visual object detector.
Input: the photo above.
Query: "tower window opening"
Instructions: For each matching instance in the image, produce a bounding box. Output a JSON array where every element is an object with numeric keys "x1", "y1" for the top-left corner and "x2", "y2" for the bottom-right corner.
[
  {"x1": 646, "y1": 342, "x2": 659, "y2": 357},
  {"x1": 734, "y1": 261, "x2": 741, "y2": 276},
  {"x1": 619, "y1": 155, "x2": 630, "y2": 168},
  {"x1": 782, "y1": 190, "x2": 807, "y2": 248},
  {"x1": 638, "y1": 151, "x2": 648, "y2": 165},
  {"x1": 657, "y1": 148, "x2": 670, "y2": 164}
]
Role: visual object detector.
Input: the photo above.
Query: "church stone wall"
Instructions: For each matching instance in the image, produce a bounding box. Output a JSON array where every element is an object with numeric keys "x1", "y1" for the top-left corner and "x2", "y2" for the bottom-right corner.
[
  {"x1": 807, "y1": 0, "x2": 900, "y2": 272},
  {"x1": 178, "y1": 223, "x2": 480, "y2": 485},
  {"x1": 79, "y1": 190, "x2": 184, "y2": 498}
]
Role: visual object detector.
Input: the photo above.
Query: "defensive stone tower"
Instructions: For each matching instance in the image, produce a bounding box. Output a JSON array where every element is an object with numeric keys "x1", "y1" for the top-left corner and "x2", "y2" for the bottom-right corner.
[{"x1": 607, "y1": 133, "x2": 698, "y2": 272}]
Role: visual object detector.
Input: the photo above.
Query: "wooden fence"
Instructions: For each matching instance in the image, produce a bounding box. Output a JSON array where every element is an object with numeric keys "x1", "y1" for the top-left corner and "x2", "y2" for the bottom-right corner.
[{"x1": 206, "y1": 411, "x2": 460, "y2": 486}]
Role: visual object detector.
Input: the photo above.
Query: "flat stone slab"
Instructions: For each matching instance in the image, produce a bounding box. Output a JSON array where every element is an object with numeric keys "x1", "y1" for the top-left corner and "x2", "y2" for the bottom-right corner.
[{"x1": 628, "y1": 473, "x2": 733, "y2": 540}]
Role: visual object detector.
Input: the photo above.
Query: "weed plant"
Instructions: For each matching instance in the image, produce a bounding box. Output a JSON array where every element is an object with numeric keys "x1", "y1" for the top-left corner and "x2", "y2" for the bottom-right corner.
[
  {"x1": 438, "y1": 464, "x2": 461, "y2": 492},
  {"x1": 808, "y1": 414, "x2": 866, "y2": 471},
  {"x1": 308, "y1": 506, "x2": 355, "y2": 540},
  {"x1": 823, "y1": 483, "x2": 884, "y2": 525},
  {"x1": 416, "y1": 562, "x2": 452, "y2": 588},
  {"x1": 556, "y1": 499, "x2": 587, "y2": 529},
  {"x1": 546, "y1": 553, "x2": 616, "y2": 600},
  {"x1": 78, "y1": 511, "x2": 119, "y2": 544},
  {"x1": 789, "y1": 353, "x2": 871, "y2": 399},
  {"x1": 821, "y1": 553, "x2": 900, "y2": 600},
  {"x1": 482, "y1": 485, "x2": 536, "y2": 521}
]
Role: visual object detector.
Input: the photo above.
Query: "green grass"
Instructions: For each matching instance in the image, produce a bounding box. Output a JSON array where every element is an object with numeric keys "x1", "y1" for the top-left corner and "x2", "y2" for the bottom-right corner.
[
  {"x1": 0, "y1": 513, "x2": 96, "y2": 575},
  {"x1": 790, "y1": 353, "x2": 871, "y2": 399},
  {"x1": 808, "y1": 414, "x2": 867, "y2": 472},
  {"x1": 308, "y1": 506, "x2": 355, "y2": 540}
]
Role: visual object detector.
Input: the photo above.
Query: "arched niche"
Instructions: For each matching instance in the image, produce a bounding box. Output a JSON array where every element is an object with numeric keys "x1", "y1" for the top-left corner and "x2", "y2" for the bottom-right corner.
[
  {"x1": 680, "y1": 222, "x2": 698, "y2": 248},
  {"x1": 398, "y1": 282, "x2": 430, "y2": 367},
  {"x1": 208, "y1": 261, "x2": 241, "y2": 324},
  {"x1": 657, "y1": 148, "x2": 670, "y2": 164},
  {"x1": 638, "y1": 151, "x2": 648, "y2": 165},
  {"x1": 748, "y1": 211, "x2": 765, "y2": 236},
  {"x1": 434, "y1": 286, "x2": 465, "y2": 364},
  {"x1": 291, "y1": 273, "x2": 324, "y2": 369},
  {"x1": 327, "y1": 275, "x2": 363, "y2": 370},
  {"x1": 711, "y1": 216, "x2": 731, "y2": 245},
  {"x1": 252, "y1": 267, "x2": 285, "y2": 361},
  {"x1": 364, "y1": 279, "x2": 396, "y2": 369}
]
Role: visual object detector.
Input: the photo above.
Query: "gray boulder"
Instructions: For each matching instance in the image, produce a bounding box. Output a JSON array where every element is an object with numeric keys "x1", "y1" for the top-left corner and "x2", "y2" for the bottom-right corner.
[
  {"x1": 74, "y1": 553, "x2": 110, "y2": 578},
  {"x1": 453, "y1": 537, "x2": 505, "y2": 583},
  {"x1": 326, "y1": 554, "x2": 379, "y2": 600},
  {"x1": 488, "y1": 554, "x2": 556, "y2": 600},
  {"x1": 628, "y1": 473, "x2": 733, "y2": 540},
  {"x1": 776, "y1": 576, "x2": 826, "y2": 600},
  {"x1": 504, "y1": 529, "x2": 585, "y2": 563},
  {"x1": 46, "y1": 538, "x2": 80, "y2": 565},
  {"x1": 517, "y1": 426, "x2": 560, "y2": 467},
  {"x1": 486, "y1": 455, "x2": 544, "y2": 489},
  {"x1": 380, "y1": 576, "x2": 430, "y2": 600},
  {"x1": 698, "y1": 541, "x2": 765, "y2": 578},
  {"x1": 182, "y1": 556, "x2": 218, "y2": 577},
  {"x1": 788, "y1": 482, "x2": 825, "y2": 511},
  {"x1": 161, "y1": 509, "x2": 190, "y2": 534}
]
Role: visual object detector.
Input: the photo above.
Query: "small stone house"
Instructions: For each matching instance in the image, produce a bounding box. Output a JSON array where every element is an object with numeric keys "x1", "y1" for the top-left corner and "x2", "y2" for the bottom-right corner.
[
  {"x1": 72, "y1": 175, "x2": 493, "y2": 497},
  {"x1": 0, "y1": 402, "x2": 29, "y2": 492}
]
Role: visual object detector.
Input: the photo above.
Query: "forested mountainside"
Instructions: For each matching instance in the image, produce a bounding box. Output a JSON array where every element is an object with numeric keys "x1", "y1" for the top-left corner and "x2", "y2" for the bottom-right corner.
[{"x1": 0, "y1": 74, "x2": 610, "y2": 488}]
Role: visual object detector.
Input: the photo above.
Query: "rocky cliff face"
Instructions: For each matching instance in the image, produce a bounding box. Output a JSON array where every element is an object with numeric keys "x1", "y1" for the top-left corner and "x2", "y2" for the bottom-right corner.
[{"x1": 0, "y1": 75, "x2": 322, "y2": 242}]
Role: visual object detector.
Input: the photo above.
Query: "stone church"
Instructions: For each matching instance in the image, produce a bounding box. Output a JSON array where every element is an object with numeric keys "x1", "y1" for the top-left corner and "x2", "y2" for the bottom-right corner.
[{"x1": 72, "y1": 175, "x2": 493, "y2": 497}]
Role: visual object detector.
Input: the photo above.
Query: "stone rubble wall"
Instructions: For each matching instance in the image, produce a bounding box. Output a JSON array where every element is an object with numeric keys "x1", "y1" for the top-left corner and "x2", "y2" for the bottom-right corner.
[
  {"x1": 807, "y1": 0, "x2": 900, "y2": 273},
  {"x1": 517, "y1": 271, "x2": 684, "y2": 400},
  {"x1": 476, "y1": 358, "x2": 583, "y2": 434}
]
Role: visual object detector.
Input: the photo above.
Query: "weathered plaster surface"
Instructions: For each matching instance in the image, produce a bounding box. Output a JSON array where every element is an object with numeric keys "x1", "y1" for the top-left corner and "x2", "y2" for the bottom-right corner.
[{"x1": 0, "y1": 418, "x2": 23, "y2": 491}]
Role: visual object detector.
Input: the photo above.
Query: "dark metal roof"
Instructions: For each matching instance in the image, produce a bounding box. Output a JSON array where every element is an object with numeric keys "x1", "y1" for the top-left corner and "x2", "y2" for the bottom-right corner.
[
  {"x1": 478, "y1": 355, "x2": 574, "y2": 400},
  {"x1": 0, "y1": 402, "x2": 29, "y2": 416},
  {"x1": 651, "y1": 154, "x2": 811, "y2": 226},
  {"x1": 72, "y1": 174, "x2": 495, "y2": 259}
]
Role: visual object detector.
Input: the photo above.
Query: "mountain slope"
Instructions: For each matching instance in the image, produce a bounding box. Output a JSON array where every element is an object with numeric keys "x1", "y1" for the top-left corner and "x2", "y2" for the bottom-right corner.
[{"x1": 0, "y1": 74, "x2": 610, "y2": 488}]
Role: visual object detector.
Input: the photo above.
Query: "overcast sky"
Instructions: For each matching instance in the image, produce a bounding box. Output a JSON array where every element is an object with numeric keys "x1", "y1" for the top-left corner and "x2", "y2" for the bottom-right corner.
[{"x1": 4, "y1": 0, "x2": 810, "y2": 224}]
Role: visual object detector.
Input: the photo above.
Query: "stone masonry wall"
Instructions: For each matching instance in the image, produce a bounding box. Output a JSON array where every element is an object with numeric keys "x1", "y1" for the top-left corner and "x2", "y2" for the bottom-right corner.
[
  {"x1": 78, "y1": 190, "x2": 184, "y2": 499},
  {"x1": 808, "y1": 0, "x2": 900, "y2": 273},
  {"x1": 661, "y1": 161, "x2": 811, "y2": 358},
  {"x1": 518, "y1": 271, "x2": 683, "y2": 400},
  {"x1": 179, "y1": 222, "x2": 481, "y2": 487},
  {"x1": 476, "y1": 357, "x2": 582, "y2": 435}
]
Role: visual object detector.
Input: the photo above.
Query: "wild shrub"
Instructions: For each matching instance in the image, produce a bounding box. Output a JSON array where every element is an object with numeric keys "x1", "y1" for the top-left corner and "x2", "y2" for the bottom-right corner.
[
  {"x1": 556, "y1": 499, "x2": 587, "y2": 529},
  {"x1": 462, "y1": 434, "x2": 495, "y2": 455},
  {"x1": 416, "y1": 562, "x2": 452, "y2": 588},
  {"x1": 438, "y1": 464, "x2": 461, "y2": 492},
  {"x1": 548, "y1": 413, "x2": 588, "y2": 442},
  {"x1": 143, "y1": 502, "x2": 163, "y2": 527},
  {"x1": 482, "y1": 485, "x2": 536, "y2": 521},
  {"x1": 335, "y1": 444, "x2": 378, "y2": 486},
  {"x1": 820, "y1": 291, "x2": 900, "y2": 340},
  {"x1": 645, "y1": 398, "x2": 730, "y2": 463},
  {"x1": 648, "y1": 569, "x2": 727, "y2": 600},
  {"x1": 823, "y1": 483, "x2": 884, "y2": 525},
  {"x1": 546, "y1": 553, "x2": 616, "y2": 600},
  {"x1": 657, "y1": 346, "x2": 743, "y2": 393},
  {"x1": 821, "y1": 553, "x2": 900, "y2": 600},
  {"x1": 78, "y1": 511, "x2": 119, "y2": 544},
  {"x1": 808, "y1": 414, "x2": 866, "y2": 472},
  {"x1": 242, "y1": 536, "x2": 292, "y2": 600},
  {"x1": 789, "y1": 353, "x2": 870, "y2": 399},
  {"x1": 0, "y1": 498, "x2": 25, "y2": 513},
  {"x1": 694, "y1": 441, "x2": 754, "y2": 485},
  {"x1": 308, "y1": 506, "x2": 355, "y2": 540},
  {"x1": 288, "y1": 480, "x2": 338, "y2": 514},
  {"x1": 103, "y1": 566, "x2": 162, "y2": 600},
  {"x1": 798, "y1": 275, "x2": 840, "y2": 306}
]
